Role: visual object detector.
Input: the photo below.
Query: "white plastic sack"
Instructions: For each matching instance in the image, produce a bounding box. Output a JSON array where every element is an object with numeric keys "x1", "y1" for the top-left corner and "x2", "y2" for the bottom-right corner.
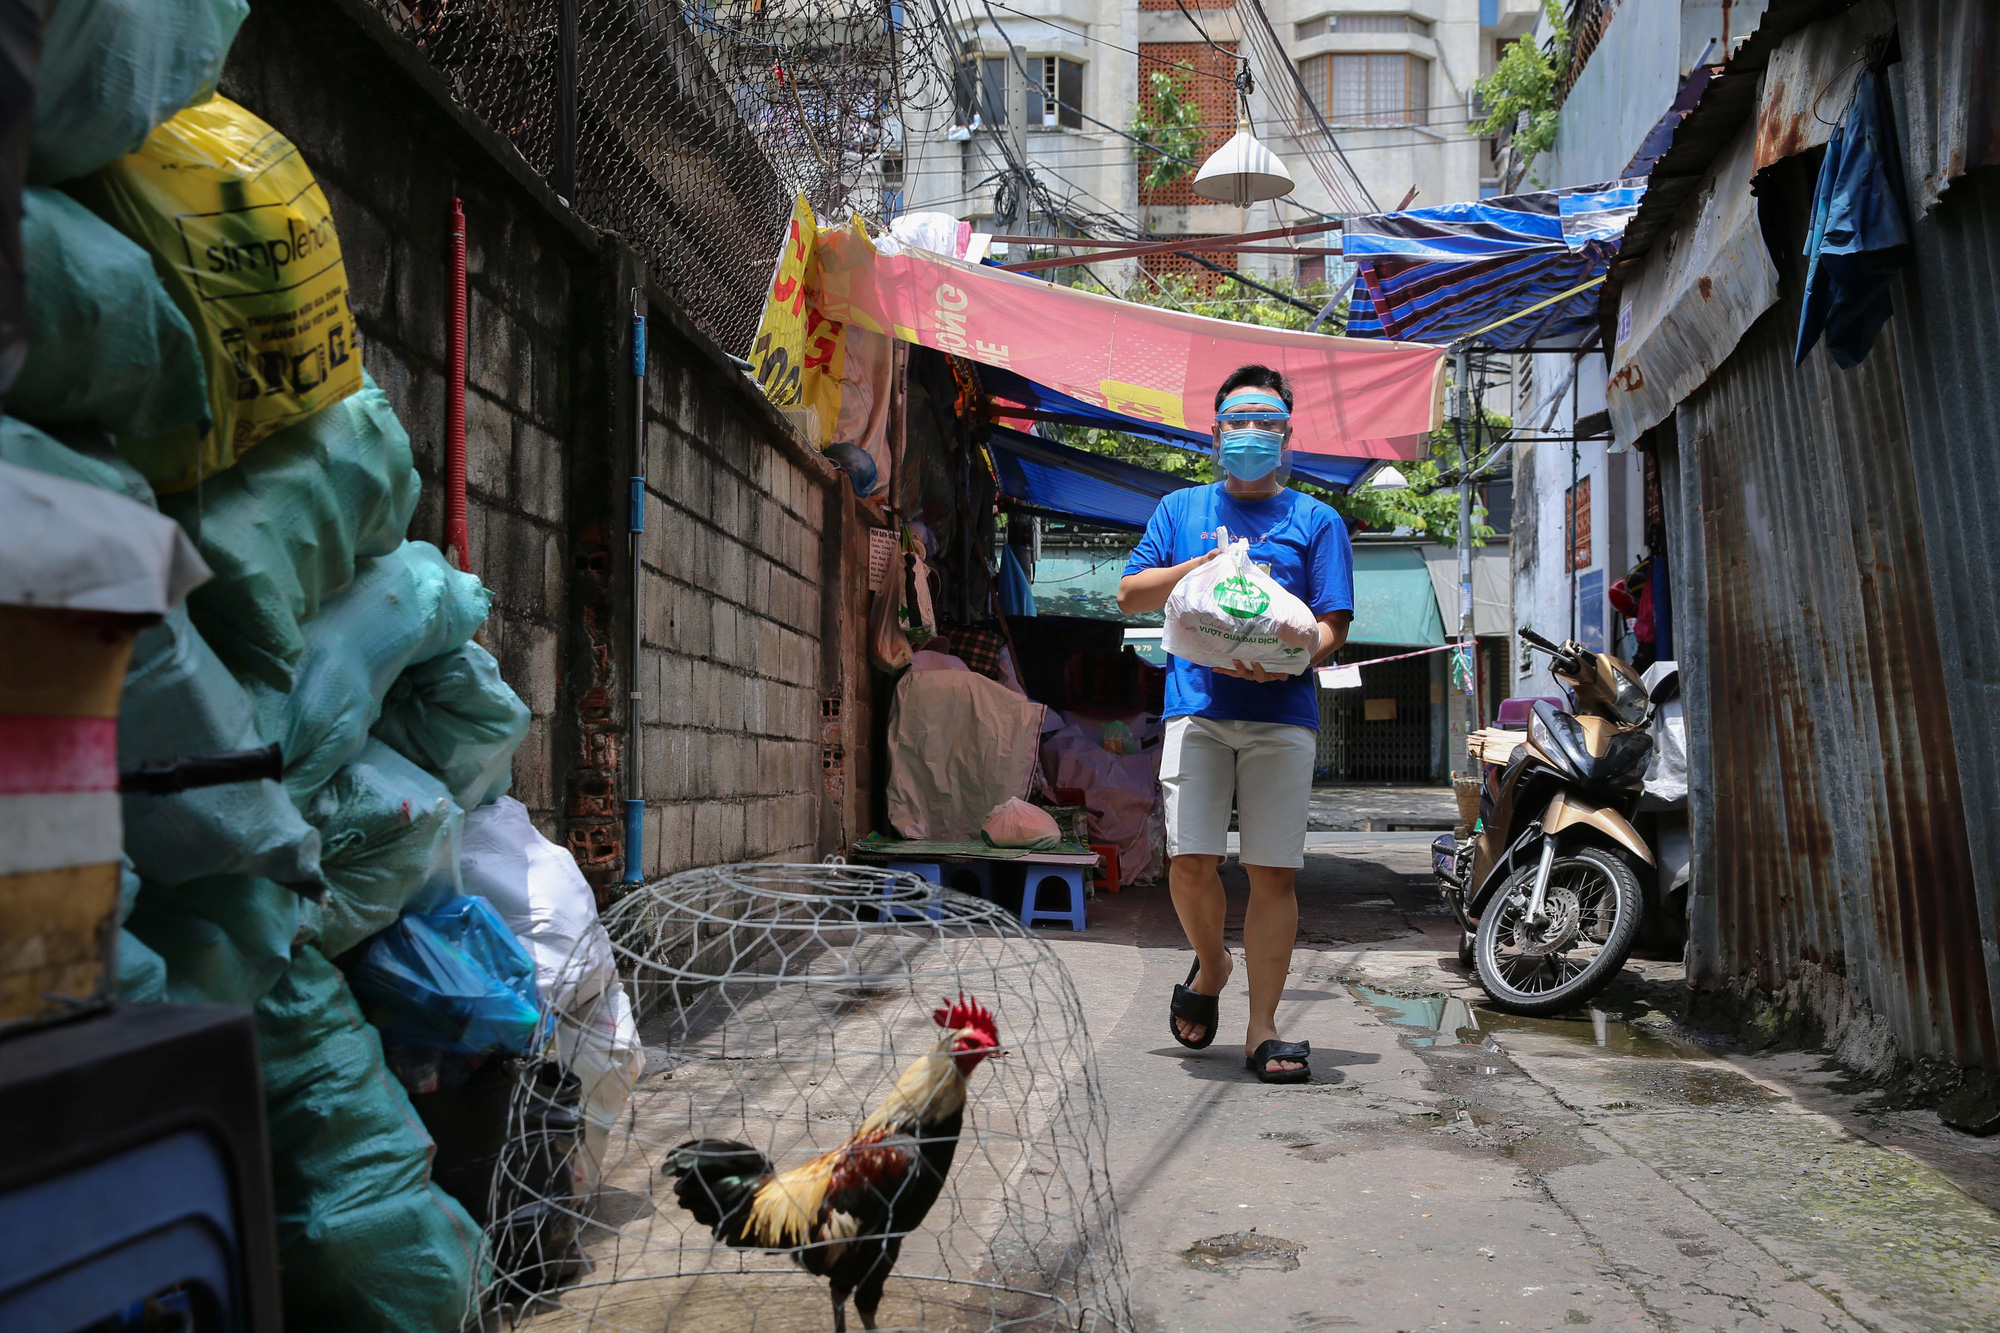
[
  {"x1": 1642, "y1": 660, "x2": 1686, "y2": 807},
  {"x1": 1162, "y1": 530, "x2": 1317, "y2": 675},
  {"x1": 0, "y1": 451, "x2": 207, "y2": 615},
  {"x1": 981, "y1": 798, "x2": 1061, "y2": 850},
  {"x1": 460, "y1": 796, "x2": 615, "y2": 1011},
  {"x1": 555, "y1": 980, "x2": 644, "y2": 1190}
]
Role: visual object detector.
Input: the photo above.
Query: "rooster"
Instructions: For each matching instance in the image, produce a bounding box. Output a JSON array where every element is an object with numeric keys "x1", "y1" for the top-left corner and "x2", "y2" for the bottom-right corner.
[{"x1": 664, "y1": 995, "x2": 1002, "y2": 1332}]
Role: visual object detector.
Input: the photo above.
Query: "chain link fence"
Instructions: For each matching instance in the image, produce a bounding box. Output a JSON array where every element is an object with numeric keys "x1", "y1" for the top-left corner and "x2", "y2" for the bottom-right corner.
[{"x1": 367, "y1": 0, "x2": 905, "y2": 354}]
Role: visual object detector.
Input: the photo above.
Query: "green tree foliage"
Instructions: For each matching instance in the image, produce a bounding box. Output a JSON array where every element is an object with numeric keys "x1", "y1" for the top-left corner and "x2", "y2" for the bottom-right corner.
[
  {"x1": 1470, "y1": 0, "x2": 1571, "y2": 180},
  {"x1": 1131, "y1": 71, "x2": 1204, "y2": 191}
]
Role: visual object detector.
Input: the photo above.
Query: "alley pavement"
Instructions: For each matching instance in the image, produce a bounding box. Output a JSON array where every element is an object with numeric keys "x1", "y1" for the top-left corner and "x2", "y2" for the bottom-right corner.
[{"x1": 1048, "y1": 835, "x2": 2000, "y2": 1333}]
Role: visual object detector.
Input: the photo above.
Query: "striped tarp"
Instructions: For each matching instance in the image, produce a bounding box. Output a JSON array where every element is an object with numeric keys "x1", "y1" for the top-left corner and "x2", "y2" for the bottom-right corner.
[{"x1": 1343, "y1": 180, "x2": 1645, "y2": 348}]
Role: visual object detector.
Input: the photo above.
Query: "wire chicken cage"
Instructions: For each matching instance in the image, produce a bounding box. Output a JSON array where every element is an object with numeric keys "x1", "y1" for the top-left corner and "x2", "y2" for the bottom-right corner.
[{"x1": 483, "y1": 862, "x2": 1133, "y2": 1332}]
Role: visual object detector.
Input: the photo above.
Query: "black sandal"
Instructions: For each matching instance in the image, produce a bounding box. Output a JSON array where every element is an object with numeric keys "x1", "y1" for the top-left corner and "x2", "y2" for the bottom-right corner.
[
  {"x1": 1246, "y1": 1039, "x2": 1311, "y2": 1084},
  {"x1": 1169, "y1": 959, "x2": 1220, "y2": 1050}
]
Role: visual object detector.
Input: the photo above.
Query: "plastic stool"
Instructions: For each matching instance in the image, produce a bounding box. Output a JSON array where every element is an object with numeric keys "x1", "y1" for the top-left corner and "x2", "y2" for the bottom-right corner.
[
  {"x1": 1088, "y1": 843, "x2": 1120, "y2": 894},
  {"x1": 881, "y1": 862, "x2": 944, "y2": 920},
  {"x1": 940, "y1": 860, "x2": 996, "y2": 900},
  {"x1": 1021, "y1": 866, "x2": 1088, "y2": 931}
]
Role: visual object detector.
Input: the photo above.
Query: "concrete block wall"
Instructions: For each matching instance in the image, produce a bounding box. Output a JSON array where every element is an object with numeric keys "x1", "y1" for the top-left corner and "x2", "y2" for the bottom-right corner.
[
  {"x1": 224, "y1": 0, "x2": 868, "y2": 891},
  {"x1": 634, "y1": 298, "x2": 838, "y2": 877},
  {"x1": 221, "y1": 5, "x2": 586, "y2": 840}
]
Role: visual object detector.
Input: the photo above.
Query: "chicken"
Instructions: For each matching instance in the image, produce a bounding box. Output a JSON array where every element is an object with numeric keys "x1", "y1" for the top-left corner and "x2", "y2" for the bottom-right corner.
[{"x1": 664, "y1": 995, "x2": 1001, "y2": 1333}]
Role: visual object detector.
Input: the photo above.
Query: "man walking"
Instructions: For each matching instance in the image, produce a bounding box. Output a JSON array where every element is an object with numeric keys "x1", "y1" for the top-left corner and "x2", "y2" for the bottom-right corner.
[{"x1": 1116, "y1": 365, "x2": 1353, "y2": 1082}]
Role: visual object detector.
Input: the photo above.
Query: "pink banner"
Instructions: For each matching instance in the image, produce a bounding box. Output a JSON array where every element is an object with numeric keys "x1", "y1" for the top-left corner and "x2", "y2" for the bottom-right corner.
[{"x1": 813, "y1": 228, "x2": 1446, "y2": 459}]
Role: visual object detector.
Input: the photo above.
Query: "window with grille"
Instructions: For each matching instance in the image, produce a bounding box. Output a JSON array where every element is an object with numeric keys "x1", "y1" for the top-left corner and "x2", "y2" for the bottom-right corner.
[
  {"x1": 1566, "y1": 475, "x2": 1592, "y2": 570},
  {"x1": 1297, "y1": 14, "x2": 1434, "y2": 39},
  {"x1": 1031, "y1": 56, "x2": 1083, "y2": 129},
  {"x1": 955, "y1": 57, "x2": 1009, "y2": 126},
  {"x1": 1297, "y1": 52, "x2": 1430, "y2": 126}
]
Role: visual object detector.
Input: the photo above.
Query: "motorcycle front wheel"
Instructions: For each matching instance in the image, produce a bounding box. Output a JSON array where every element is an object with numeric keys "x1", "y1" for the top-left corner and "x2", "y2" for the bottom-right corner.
[{"x1": 1473, "y1": 846, "x2": 1642, "y2": 1016}]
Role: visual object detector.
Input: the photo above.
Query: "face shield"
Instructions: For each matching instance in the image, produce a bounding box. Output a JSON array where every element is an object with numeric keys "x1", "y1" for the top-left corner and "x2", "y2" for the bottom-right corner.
[{"x1": 1212, "y1": 388, "x2": 1294, "y2": 486}]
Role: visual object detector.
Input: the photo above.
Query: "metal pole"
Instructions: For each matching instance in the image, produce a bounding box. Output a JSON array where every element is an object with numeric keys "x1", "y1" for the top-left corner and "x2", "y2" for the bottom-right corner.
[
  {"x1": 1453, "y1": 347, "x2": 1474, "y2": 777},
  {"x1": 624, "y1": 289, "x2": 648, "y2": 884},
  {"x1": 1007, "y1": 41, "x2": 1030, "y2": 229},
  {"x1": 552, "y1": 0, "x2": 578, "y2": 203}
]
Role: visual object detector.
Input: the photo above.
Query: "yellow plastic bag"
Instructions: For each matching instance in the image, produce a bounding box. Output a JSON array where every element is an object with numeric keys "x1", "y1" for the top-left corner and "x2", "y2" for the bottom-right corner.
[{"x1": 76, "y1": 97, "x2": 361, "y2": 492}]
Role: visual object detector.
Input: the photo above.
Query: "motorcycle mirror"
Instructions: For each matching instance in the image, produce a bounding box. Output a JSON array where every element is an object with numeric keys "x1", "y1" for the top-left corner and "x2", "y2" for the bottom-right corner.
[{"x1": 1646, "y1": 664, "x2": 1681, "y2": 705}]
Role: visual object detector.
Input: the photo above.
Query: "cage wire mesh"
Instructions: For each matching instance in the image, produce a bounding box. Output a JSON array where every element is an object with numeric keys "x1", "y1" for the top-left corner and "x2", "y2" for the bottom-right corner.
[
  {"x1": 363, "y1": 0, "x2": 959, "y2": 354},
  {"x1": 479, "y1": 862, "x2": 1133, "y2": 1332}
]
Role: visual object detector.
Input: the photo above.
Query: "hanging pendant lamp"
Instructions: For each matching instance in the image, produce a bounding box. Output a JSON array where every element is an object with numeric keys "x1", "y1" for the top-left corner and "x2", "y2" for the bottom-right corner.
[{"x1": 1191, "y1": 128, "x2": 1295, "y2": 206}]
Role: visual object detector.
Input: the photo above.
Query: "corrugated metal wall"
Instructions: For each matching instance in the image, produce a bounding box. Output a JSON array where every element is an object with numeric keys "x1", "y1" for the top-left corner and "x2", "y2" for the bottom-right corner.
[
  {"x1": 1888, "y1": 162, "x2": 2000, "y2": 1048},
  {"x1": 1666, "y1": 156, "x2": 1995, "y2": 1068}
]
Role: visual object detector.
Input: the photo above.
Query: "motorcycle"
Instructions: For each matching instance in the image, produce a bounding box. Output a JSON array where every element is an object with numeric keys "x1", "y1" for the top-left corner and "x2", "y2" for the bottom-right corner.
[{"x1": 1433, "y1": 627, "x2": 1671, "y2": 1015}]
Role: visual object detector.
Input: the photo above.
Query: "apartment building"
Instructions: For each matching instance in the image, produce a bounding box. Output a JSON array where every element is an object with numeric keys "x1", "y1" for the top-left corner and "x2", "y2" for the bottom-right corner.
[{"x1": 896, "y1": 0, "x2": 1544, "y2": 285}]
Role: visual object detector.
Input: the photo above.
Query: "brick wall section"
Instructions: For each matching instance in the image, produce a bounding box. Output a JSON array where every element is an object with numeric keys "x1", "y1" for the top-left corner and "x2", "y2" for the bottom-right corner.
[
  {"x1": 220, "y1": 1, "x2": 595, "y2": 842},
  {"x1": 1137, "y1": 43, "x2": 1239, "y2": 209},
  {"x1": 222, "y1": 0, "x2": 868, "y2": 890},
  {"x1": 635, "y1": 296, "x2": 837, "y2": 874}
]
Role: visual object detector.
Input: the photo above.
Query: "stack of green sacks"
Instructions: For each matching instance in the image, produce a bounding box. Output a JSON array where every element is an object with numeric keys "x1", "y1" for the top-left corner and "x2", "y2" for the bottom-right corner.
[{"x1": 10, "y1": 6, "x2": 550, "y2": 1325}]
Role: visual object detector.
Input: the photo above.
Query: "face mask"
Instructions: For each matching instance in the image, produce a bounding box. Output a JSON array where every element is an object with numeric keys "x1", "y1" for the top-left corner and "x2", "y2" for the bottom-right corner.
[{"x1": 1219, "y1": 427, "x2": 1285, "y2": 481}]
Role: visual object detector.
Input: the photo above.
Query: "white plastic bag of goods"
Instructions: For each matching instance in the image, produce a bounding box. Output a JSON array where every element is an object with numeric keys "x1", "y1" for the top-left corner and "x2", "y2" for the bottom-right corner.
[
  {"x1": 31, "y1": 0, "x2": 249, "y2": 184},
  {"x1": 12, "y1": 188, "x2": 208, "y2": 440},
  {"x1": 887, "y1": 668, "x2": 1047, "y2": 840},
  {"x1": 1162, "y1": 532, "x2": 1317, "y2": 675},
  {"x1": 555, "y1": 980, "x2": 644, "y2": 1191},
  {"x1": 251, "y1": 541, "x2": 491, "y2": 809},
  {"x1": 460, "y1": 796, "x2": 615, "y2": 1011},
  {"x1": 981, "y1": 797, "x2": 1062, "y2": 849}
]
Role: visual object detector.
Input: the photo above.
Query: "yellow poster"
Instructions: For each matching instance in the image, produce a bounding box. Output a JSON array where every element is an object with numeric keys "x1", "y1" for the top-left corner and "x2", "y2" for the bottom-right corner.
[{"x1": 747, "y1": 196, "x2": 845, "y2": 447}]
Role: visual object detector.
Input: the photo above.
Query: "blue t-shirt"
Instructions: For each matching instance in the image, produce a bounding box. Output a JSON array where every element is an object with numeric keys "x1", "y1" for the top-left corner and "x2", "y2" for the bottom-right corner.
[{"x1": 1123, "y1": 483, "x2": 1354, "y2": 730}]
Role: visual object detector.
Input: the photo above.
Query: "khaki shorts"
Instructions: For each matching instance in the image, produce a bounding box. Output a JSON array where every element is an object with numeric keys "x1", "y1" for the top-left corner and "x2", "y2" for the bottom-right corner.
[{"x1": 1159, "y1": 715, "x2": 1317, "y2": 869}]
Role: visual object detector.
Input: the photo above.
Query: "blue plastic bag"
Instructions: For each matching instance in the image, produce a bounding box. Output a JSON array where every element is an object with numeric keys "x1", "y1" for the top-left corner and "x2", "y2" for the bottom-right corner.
[{"x1": 347, "y1": 895, "x2": 541, "y2": 1055}]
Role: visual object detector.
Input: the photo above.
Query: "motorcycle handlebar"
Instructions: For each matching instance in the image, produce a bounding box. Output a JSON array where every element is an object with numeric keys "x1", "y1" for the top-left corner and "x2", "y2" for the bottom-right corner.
[{"x1": 1518, "y1": 627, "x2": 1566, "y2": 656}]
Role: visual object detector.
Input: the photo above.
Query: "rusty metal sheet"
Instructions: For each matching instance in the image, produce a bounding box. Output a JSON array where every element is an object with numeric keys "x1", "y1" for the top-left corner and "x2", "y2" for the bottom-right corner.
[
  {"x1": 1752, "y1": 0, "x2": 1896, "y2": 172},
  {"x1": 1606, "y1": 125, "x2": 1778, "y2": 447},
  {"x1": 1597, "y1": 0, "x2": 1852, "y2": 344},
  {"x1": 1667, "y1": 155, "x2": 1994, "y2": 1069},
  {"x1": 1893, "y1": 0, "x2": 2000, "y2": 214},
  {"x1": 1888, "y1": 164, "x2": 2000, "y2": 1052}
]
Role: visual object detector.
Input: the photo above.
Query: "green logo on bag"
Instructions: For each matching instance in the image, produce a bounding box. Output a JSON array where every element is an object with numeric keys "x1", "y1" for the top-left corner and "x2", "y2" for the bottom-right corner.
[{"x1": 1213, "y1": 575, "x2": 1269, "y2": 619}]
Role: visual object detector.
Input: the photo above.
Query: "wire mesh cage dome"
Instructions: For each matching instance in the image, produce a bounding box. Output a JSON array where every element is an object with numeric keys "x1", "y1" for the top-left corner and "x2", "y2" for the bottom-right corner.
[{"x1": 482, "y1": 862, "x2": 1133, "y2": 1332}]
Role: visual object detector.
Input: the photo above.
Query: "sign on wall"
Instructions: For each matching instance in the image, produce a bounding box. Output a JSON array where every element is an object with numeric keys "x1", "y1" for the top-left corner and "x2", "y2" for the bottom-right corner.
[{"x1": 1577, "y1": 568, "x2": 1605, "y2": 653}]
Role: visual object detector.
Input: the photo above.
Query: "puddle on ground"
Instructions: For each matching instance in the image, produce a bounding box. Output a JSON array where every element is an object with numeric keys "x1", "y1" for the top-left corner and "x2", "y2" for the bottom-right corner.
[
  {"x1": 1180, "y1": 1229, "x2": 1304, "y2": 1274},
  {"x1": 1347, "y1": 985, "x2": 1782, "y2": 1111},
  {"x1": 1347, "y1": 984, "x2": 1695, "y2": 1056}
]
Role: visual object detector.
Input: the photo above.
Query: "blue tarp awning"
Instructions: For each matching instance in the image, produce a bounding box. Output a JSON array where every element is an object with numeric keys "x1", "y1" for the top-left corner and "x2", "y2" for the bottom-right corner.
[
  {"x1": 986, "y1": 424, "x2": 1194, "y2": 532},
  {"x1": 1342, "y1": 180, "x2": 1645, "y2": 349},
  {"x1": 978, "y1": 364, "x2": 1378, "y2": 492}
]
